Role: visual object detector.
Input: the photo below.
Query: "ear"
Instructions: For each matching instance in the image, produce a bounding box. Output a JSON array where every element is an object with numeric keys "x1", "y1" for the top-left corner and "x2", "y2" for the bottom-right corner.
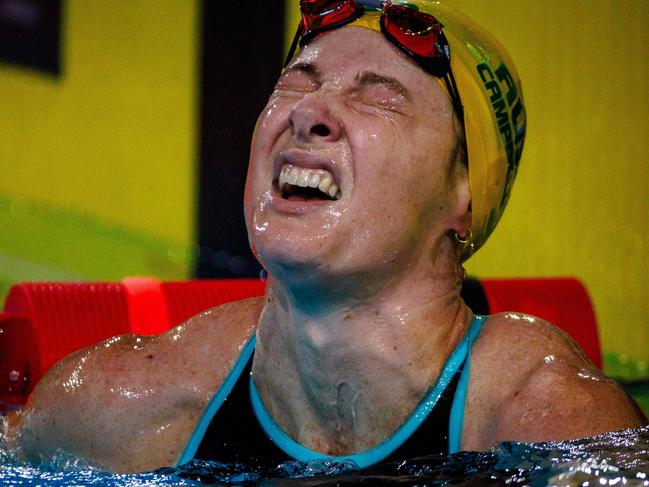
[{"x1": 449, "y1": 158, "x2": 472, "y2": 236}]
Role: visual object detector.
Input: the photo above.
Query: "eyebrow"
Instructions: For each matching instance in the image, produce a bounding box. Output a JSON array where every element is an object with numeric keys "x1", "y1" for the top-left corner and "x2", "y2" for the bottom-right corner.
[
  {"x1": 281, "y1": 62, "x2": 321, "y2": 82},
  {"x1": 357, "y1": 71, "x2": 411, "y2": 100}
]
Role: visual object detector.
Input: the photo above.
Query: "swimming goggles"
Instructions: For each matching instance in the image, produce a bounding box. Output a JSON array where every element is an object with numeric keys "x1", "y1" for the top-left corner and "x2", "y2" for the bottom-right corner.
[{"x1": 285, "y1": 0, "x2": 464, "y2": 117}]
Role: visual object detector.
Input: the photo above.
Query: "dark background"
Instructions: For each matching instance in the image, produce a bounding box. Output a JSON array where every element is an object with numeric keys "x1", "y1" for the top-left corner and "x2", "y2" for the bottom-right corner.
[
  {"x1": 0, "y1": 0, "x2": 62, "y2": 75},
  {"x1": 196, "y1": 1, "x2": 285, "y2": 278}
]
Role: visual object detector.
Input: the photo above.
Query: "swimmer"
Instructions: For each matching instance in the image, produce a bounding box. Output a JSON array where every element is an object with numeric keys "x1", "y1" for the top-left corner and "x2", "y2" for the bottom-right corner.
[{"x1": 5, "y1": 0, "x2": 647, "y2": 473}]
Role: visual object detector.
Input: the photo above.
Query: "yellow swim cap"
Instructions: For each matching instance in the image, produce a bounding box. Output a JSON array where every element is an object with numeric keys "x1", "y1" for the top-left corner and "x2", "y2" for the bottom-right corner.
[
  {"x1": 425, "y1": 2, "x2": 526, "y2": 259},
  {"x1": 289, "y1": 1, "x2": 526, "y2": 260}
]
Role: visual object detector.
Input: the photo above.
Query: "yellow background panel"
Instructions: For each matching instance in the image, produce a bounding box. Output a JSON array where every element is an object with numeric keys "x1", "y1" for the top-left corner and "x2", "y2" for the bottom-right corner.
[
  {"x1": 0, "y1": 1, "x2": 197, "y2": 245},
  {"x1": 284, "y1": 1, "x2": 649, "y2": 376}
]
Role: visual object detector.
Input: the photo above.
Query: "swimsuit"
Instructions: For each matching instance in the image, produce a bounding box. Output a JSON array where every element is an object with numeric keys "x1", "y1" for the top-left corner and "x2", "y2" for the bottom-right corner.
[{"x1": 177, "y1": 315, "x2": 485, "y2": 468}]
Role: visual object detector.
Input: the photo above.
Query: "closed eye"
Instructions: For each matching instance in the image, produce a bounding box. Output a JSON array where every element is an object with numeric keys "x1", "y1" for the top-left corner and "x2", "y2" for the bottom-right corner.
[
  {"x1": 351, "y1": 84, "x2": 407, "y2": 111},
  {"x1": 349, "y1": 71, "x2": 410, "y2": 110},
  {"x1": 357, "y1": 72, "x2": 410, "y2": 100},
  {"x1": 275, "y1": 62, "x2": 321, "y2": 92}
]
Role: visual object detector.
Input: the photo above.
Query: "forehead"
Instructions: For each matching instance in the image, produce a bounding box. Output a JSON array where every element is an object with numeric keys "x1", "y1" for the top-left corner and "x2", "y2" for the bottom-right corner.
[{"x1": 290, "y1": 26, "x2": 445, "y2": 100}]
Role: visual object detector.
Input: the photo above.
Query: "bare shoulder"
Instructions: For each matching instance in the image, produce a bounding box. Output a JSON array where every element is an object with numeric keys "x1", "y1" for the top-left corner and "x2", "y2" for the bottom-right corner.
[
  {"x1": 11, "y1": 296, "x2": 264, "y2": 472},
  {"x1": 160, "y1": 296, "x2": 264, "y2": 371},
  {"x1": 463, "y1": 312, "x2": 647, "y2": 450}
]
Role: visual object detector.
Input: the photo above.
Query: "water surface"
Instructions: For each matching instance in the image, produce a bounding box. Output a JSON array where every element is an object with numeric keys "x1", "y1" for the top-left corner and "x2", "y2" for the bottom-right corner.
[{"x1": 1, "y1": 426, "x2": 648, "y2": 485}]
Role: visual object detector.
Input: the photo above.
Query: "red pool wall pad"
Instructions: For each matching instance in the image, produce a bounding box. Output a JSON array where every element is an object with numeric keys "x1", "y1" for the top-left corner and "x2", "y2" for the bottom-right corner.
[
  {"x1": 479, "y1": 278, "x2": 602, "y2": 369},
  {"x1": 0, "y1": 277, "x2": 600, "y2": 410},
  {"x1": 1, "y1": 282, "x2": 131, "y2": 411},
  {"x1": 0, "y1": 278, "x2": 266, "y2": 410}
]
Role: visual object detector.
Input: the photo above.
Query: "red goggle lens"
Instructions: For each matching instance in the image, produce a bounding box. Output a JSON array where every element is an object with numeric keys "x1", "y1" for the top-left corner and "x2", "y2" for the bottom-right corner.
[
  {"x1": 382, "y1": 5, "x2": 445, "y2": 60},
  {"x1": 300, "y1": 0, "x2": 363, "y2": 37}
]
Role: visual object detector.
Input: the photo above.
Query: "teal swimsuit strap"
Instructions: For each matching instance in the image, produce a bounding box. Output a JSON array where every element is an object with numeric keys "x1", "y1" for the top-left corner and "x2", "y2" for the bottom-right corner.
[
  {"x1": 250, "y1": 315, "x2": 486, "y2": 468},
  {"x1": 176, "y1": 335, "x2": 257, "y2": 466},
  {"x1": 448, "y1": 315, "x2": 486, "y2": 453}
]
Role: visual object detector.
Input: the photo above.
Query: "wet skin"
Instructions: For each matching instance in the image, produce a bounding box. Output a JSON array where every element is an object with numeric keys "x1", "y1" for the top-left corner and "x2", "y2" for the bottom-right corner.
[{"x1": 5, "y1": 27, "x2": 647, "y2": 473}]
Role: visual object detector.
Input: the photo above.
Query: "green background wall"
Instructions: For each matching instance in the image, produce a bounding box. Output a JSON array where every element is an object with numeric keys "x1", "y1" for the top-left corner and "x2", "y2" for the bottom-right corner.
[{"x1": 1, "y1": 1, "x2": 648, "y2": 382}]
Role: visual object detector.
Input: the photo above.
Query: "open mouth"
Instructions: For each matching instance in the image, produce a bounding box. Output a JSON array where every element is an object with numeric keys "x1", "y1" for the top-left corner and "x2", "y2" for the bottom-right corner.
[{"x1": 278, "y1": 164, "x2": 341, "y2": 201}]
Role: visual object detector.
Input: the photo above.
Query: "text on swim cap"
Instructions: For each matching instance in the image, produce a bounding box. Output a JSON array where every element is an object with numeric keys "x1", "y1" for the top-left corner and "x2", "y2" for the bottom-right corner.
[{"x1": 477, "y1": 62, "x2": 526, "y2": 207}]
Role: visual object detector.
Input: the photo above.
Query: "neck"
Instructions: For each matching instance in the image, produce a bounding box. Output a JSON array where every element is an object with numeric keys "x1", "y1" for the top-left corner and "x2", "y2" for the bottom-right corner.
[{"x1": 252, "y1": 247, "x2": 472, "y2": 455}]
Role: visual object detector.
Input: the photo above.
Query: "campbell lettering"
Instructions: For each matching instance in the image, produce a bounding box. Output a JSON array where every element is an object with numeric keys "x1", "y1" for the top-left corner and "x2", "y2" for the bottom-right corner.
[{"x1": 477, "y1": 61, "x2": 526, "y2": 207}]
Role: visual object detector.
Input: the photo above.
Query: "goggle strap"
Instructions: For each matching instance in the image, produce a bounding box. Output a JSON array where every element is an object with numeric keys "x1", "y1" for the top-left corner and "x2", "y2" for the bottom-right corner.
[
  {"x1": 284, "y1": 25, "x2": 304, "y2": 68},
  {"x1": 444, "y1": 70, "x2": 464, "y2": 120}
]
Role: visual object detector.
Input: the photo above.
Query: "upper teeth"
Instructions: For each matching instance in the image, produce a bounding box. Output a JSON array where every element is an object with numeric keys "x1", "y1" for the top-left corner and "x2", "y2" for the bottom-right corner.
[{"x1": 279, "y1": 164, "x2": 341, "y2": 200}]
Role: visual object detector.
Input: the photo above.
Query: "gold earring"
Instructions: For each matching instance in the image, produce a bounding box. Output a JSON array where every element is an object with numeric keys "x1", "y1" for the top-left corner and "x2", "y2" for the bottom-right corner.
[
  {"x1": 454, "y1": 228, "x2": 472, "y2": 245},
  {"x1": 454, "y1": 228, "x2": 475, "y2": 257}
]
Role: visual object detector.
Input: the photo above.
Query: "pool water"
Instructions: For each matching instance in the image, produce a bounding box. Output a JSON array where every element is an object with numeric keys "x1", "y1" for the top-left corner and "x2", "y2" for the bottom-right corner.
[{"x1": 1, "y1": 426, "x2": 648, "y2": 486}]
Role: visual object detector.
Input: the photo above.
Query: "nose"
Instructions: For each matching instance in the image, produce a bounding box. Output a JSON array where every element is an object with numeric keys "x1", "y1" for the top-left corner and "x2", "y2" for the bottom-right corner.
[{"x1": 288, "y1": 95, "x2": 342, "y2": 143}]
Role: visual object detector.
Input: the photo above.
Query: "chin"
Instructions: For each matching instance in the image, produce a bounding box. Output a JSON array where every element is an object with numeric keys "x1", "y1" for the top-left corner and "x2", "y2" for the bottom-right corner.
[
  {"x1": 252, "y1": 232, "x2": 328, "y2": 280},
  {"x1": 246, "y1": 200, "x2": 346, "y2": 274}
]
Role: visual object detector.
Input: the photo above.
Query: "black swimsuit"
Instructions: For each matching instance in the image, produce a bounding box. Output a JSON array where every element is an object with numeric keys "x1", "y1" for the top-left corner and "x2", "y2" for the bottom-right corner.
[{"x1": 192, "y1": 351, "x2": 461, "y2": 466}]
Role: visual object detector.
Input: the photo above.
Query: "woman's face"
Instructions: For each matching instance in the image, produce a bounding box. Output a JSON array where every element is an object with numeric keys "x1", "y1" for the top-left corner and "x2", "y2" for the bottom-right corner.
[{"x1": 244, "y1": 26, "x2": 469, "y2": 285}]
